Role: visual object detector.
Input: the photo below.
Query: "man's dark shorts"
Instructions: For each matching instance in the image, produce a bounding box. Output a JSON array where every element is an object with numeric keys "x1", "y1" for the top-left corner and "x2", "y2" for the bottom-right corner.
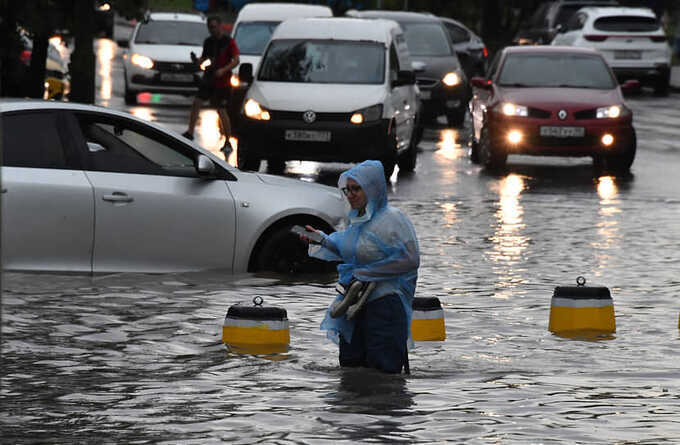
[{"x1": 197, "y1": 84, "x2": 230, "y2": 107}]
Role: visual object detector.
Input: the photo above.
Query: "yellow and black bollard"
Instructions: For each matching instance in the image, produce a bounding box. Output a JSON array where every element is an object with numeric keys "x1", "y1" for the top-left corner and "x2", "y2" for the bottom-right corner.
[
  {"x1": 222, "y1": 296, "x2": 290, "y2": 354},
  {"x1": 411, "y1": 297, "x2": 446, "y2": 341},
  {"x1": 549, "y1": 276, "x2": 615, "y2": 338}
]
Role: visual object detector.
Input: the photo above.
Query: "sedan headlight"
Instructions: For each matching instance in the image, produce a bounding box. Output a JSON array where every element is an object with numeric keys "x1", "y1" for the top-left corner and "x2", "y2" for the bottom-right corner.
[
  {"x1": 442, "y1": 72, "x2": 460, "y2": 86},
  {"x1": 200, "y1": 59, "x2": 211, "y2": 71},
  {"x1": 131, "y1": 53, "x2": 153, "y2": 70},
  {"x1": 350, "y1": 104, "x2": 383, "y2": 124},
  {"x1": 244, "y1": 99, "x2": 270, "y2": 121},
  {"x1": 500, "y1": 102, "x2": 528, "y2": 117},
  {"x1": 596, "y1": 105, "x2": 622, "y2": 119}
]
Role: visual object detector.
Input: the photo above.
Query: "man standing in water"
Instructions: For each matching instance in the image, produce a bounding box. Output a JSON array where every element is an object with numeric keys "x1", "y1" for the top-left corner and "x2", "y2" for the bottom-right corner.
[
  {"x1": 183, "y1": 15, "x2": 239, "y2": 155},
  {"x1": 299, "y1": 160, "x2": 420, "y2": 374}
]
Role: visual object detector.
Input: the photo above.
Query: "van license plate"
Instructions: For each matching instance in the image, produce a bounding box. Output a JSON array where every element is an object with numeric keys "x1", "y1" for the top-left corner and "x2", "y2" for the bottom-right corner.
[
  {"x1": 614, "y1": 50, "x2": 641, "y2": 60},
  {"x1": 540, "y1": 126, "x2": 585, "y2": 137},
  {"x1": 285, "y1": 130, "x2": 331, "y2": 142},
  {"x1": 160, "y1": 73, "x2": 193, "y2": 82}
]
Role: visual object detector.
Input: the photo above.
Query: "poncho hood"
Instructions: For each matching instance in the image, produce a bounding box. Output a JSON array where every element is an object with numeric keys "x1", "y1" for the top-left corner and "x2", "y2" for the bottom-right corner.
[{"x1": 338, "y1": 160, "x2": 387, "y2": 223}]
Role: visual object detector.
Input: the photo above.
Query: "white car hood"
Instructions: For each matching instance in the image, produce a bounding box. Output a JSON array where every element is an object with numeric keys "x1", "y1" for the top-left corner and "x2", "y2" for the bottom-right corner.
[
  {"x1": 247, "y1": 83, "x2": 386, "y2": 112},
  {"x1": 256, "y1": 172, "x2": 338, "y2": 193},
  {"x1": 131, "y1": 44, "x2": 203, "y2": 62}
]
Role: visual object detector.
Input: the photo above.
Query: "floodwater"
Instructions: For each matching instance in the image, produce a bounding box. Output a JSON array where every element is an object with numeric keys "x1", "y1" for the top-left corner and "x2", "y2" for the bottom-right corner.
[{"x1": 2, "y1": 39, "x2": 680, "y2": 443}]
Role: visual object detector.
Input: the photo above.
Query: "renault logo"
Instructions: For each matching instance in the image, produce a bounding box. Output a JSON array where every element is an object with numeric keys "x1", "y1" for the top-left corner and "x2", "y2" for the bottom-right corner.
[
  {"x1": 558, "y1": 109, "x2": 567, "y2": 120},
  {"x1": 302, "y1": 110, "x2": 316, "y2": 123}
]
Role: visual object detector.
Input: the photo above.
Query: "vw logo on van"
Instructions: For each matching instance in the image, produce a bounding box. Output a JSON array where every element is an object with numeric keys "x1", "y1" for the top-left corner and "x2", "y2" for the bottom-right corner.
[
  {"x1": 302, "y1": 110, "x2": 316, "y2": 124},
  {"x1": 558, "y1": 109, "x2": 567, "y2": 120}
]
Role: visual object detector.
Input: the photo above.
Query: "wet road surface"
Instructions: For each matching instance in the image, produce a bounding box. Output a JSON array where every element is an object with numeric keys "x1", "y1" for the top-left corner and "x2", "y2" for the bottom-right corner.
[{"x1": 2, "y1": 39, "x2": 680, "y2": 444}]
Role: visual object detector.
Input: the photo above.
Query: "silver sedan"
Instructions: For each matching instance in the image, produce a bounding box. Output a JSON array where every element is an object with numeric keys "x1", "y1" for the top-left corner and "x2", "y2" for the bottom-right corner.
[{"x1": 0, "y1": 99, "x2": 347, "y2": 274}]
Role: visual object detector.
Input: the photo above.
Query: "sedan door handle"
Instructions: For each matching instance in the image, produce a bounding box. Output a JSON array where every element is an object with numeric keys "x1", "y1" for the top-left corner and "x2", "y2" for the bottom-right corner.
[{"x1": 102, "y1": 192, "x2": 134, "y2": 203}]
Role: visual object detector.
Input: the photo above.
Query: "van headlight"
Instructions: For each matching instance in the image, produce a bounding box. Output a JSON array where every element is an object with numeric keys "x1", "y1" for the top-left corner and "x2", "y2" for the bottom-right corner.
[
  {"x1": 596, "y1": 105, "x2": 622, "y2": 119},
  {"x1": 200, "y1": 59, "x2": 211, "y2": 71},
  {"x1": 500, "y1": 102, "x2": 528, "y2": 117},
  {"x1": 350, "y1": 104, "x2": 383, "y2": 124},
  {"x1": 131, "y1": 53, "x2": 153, "y2": 69},
  {"x1": 244, "y1": 99, "x2": 271, "y2": 121}
]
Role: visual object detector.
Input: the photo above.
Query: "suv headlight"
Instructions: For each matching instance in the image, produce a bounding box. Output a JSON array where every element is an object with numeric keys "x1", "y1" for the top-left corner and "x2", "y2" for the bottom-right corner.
[
  {"x1": 500, "y1": 102, "x2": 528, "y2": 117},
  {"x1": 442, "y1": 72, "x2": 461, "y2": 86},
  {"x1": 350, "y1": 104, "x2": 383, "y2": 124},
  {"x1": 244, "y1": 99, "x2": 270, "y2": 121},
  {"x1": 596, "y1": 105, "x2": 622, "y2": 119},
  {"x1": 131, "y1": 53, "x2": 153, "y2": 69}
]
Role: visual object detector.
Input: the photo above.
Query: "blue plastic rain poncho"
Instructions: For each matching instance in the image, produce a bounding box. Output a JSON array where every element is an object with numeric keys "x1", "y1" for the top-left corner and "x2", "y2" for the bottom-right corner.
[{"x1": 309, "y1": 161, "x2": 420, "y2": 345}]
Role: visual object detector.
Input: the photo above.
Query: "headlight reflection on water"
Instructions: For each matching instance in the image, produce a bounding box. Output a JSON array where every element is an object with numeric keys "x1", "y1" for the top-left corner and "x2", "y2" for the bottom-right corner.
[
  {"x1": 593, "y1": 176, "x2": 622, "y2": 274},
  {"x1": 436, "y1": 129, "x2": 463, "y2": 160}
]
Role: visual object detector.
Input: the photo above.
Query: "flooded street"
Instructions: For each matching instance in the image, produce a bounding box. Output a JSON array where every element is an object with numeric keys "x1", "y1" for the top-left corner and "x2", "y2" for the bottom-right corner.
[{"x1": 2, "y1": 39, "x2": 680, "y2": 443}]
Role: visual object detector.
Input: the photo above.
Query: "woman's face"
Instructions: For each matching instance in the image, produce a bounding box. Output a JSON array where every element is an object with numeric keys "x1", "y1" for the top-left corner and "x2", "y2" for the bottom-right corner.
[{"x1": 343, "y1": 178, "x2": 367, "y2": 210}]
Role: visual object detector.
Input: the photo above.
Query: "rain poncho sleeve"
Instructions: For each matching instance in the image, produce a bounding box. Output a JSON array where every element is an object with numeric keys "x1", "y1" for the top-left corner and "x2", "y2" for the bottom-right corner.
[{"x1": 308, "y1": 161, "x2": 420, "y2": 345}]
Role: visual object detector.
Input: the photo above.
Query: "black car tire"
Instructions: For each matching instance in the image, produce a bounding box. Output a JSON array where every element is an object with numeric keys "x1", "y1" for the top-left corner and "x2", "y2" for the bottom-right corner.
[
  {"x1": 267, "y1": 159, "x2": 286, "y2": 174},
  {"x1": 253, "y1": 224, "x2": 335, "y2": 274},
  {"x1": 124, "y1": 80, "x2": 137, "y2": 105},
  {"x1": 237, "y1": 140, "x2": 260, "y2": 171},
  {"x1": 653, "y1": 74, "x2": 670, "y2": 97},
  {"x1": 479, "y1": 126, "x2": 507, "y2": 170},
  {"x1": 381, "y1": 129, "x2": 398, "y2": 179},
  {"x1": 397, "y1": 130, "x2": 418, "y2": 173}
]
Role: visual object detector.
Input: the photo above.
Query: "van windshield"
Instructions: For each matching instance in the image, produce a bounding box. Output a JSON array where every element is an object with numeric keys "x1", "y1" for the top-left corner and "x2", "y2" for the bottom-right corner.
[
  {"x1": 258, "y1": 39, "x2": 385, "y2": 84},
  {"x1": 233, "y1": 21, "x2": 280, "y2": 55}
]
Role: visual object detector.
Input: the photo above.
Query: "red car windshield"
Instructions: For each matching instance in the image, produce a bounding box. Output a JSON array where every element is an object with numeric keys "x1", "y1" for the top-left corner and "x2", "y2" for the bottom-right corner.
[{"x1": 497, "y1": 53, "x2": 616, "y2": 89}]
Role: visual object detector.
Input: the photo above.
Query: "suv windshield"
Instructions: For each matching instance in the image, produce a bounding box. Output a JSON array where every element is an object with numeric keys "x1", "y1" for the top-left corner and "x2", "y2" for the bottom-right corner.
[
  {"x1": 594, "y1": 16, "x2": 660, "y2": 32},
  {"x1": 399, "y1": 22, "x2": 452, "y2": 57},
  {"x1": 234, "y1": 21, "x2": 280, "y2": 55},
  {"x1": 135, "y1": 20, "x2": 208, "y2": 45},
  {"x1": 498, "y1": 53, "x2": 616, "y2": 89},
  {"x1": 258, "y1": 39, "x2": 385, "y2": 84}
]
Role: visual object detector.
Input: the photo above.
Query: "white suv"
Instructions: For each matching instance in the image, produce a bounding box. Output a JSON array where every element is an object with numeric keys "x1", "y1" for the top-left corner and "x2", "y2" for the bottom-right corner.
[
  {"x1": 122, "y1": 12, "x2": 208, "y2": 104},
  {"x1": 552, "y1": 7, "x2": 672, "y2": 95}
]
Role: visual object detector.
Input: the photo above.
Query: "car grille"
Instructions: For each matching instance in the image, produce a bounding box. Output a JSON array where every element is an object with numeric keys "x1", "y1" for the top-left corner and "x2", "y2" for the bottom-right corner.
[
  {"x1": 574, "y1": 109, "x2": 597, "y2": 120},
  {"x1": 536, "y1": 135, "x2": 595, "y2": 146},
  {"x1": 269, "y1": 110, "x2": 352, "y2": 122},
  {"x1": 528, "y1": 107, "x2": 551, "y2": 119},
  {"x1": 154, "y1": 61, "x2": 198, "y2": 73},
  {"x1": 416, "y1": 77, "x2": 439, "y2": 89}
]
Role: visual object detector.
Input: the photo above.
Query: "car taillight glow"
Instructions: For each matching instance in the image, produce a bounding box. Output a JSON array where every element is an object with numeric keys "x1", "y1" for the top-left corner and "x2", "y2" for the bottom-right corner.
[
  {"x1": 601, "y1": 134, "x2": 614, "y2": 146},
  {"x1": 585, "y1": 35, "x2": 608, "y2": 42},
  {"x1": 482, "y1": 47, "x2": 488, "y2": 58},
  {"x1": 650, "y1": 35, "x2": 666, "y2": 42}
]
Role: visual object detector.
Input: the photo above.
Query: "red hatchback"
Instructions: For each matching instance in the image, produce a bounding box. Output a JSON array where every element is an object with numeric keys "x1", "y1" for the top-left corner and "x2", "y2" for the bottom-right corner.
[{"x1": 469, "y1": 46, "x2": 637, "y2": 171}]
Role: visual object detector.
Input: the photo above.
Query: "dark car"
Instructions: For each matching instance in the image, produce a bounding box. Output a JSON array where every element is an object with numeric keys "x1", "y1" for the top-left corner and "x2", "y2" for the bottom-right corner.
[
  {"x1": 514, "y1": 0, "x2": 619, "y2": 45},
  {"x1": 469, "y1": 46, "x2": 638, "y2": 172},
  {"x1": 438, "y1": 16, "x2": 489, "y2": 79},
  {"x1": 346, "y1": 10, "x2": 470, "y2": 127}
]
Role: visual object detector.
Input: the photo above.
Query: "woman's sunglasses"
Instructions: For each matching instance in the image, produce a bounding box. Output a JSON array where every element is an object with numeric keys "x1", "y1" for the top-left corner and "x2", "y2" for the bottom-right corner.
[{"x1": 341, "y1": 185, "x2": 362, "y2": 196}]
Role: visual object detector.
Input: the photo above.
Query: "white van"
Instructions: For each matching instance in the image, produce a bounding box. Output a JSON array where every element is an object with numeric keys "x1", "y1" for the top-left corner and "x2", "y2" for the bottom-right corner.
[
  {"x1": 229, "y1": 3, "x2": 333, "y2": 127},
  {"x1": 237, "y1": 17, "x2": 419, "y2": 177}
]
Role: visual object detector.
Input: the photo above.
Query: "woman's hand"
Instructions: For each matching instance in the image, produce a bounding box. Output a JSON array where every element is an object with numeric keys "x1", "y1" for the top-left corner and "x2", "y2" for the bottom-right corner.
[{"x1": 298, "y1": 225, "x2": 320, "y2": 244}]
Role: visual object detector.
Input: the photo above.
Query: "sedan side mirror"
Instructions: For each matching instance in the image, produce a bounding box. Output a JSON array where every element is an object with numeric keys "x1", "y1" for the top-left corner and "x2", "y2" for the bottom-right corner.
[
  {"x1": 392, "y1": 70, "x2": 416, "y2": 87},
  {"x1": 470, "y1": 76, "x2": 492, "y2": 89},
  {"x1": 196, "y1": 154, "x2": 216, "y2": 176},
  {"x1": 239, "y1": 63, "x2": 253, "y2": 84}
]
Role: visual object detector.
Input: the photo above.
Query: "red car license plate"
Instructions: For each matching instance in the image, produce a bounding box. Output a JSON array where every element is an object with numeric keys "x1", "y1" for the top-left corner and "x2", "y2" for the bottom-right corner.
[{"x1": 540, "y1": 126, "x2": 585, "y2": 138}]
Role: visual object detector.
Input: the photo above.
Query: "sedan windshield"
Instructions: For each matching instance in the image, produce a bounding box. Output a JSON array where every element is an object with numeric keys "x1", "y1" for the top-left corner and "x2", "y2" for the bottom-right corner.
[
  {"x1": 258, "y1": 39, "x2": 385, "y2": 84},
  {"x1": 399, "y1": 22, "x2": 452, "y2": 57},
  {"x1": 233, "y1": 21, "x2": 280, "y2": 55},
  {"x1": 135, "y1": 21, "x2": 208, "y2": 45},
  {"x1": 497, "y1": 53, "x2": 616, "y2": 89}
]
